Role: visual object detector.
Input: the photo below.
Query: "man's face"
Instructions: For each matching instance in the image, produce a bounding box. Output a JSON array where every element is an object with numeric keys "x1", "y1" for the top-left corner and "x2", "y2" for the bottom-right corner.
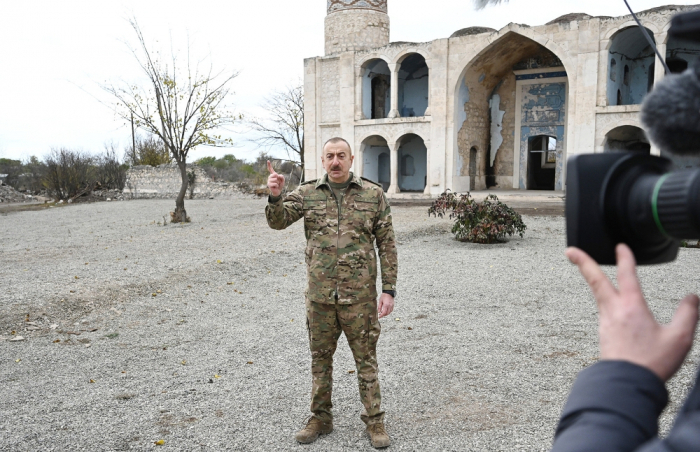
[{"x1": 322, "y1": 141, "x2": 354, "y2": 183}]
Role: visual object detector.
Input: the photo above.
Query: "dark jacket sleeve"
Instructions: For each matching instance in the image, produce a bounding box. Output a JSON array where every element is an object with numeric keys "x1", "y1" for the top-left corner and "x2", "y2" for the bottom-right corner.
[
  {"x1": 638, "y1": 367, "x2": 700, "y2": 452},
  {"x1": 552, "y1": 361, "x2": 668, "y2": 452}
]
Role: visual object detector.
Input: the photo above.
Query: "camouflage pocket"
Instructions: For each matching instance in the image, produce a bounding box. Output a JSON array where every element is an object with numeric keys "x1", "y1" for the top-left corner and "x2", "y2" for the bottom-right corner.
[
  {"x1": 353, "y1": 197, "x2": 378, "y2": 232},
  {"x1": 354, "y1": 197, "x2": 378, "y2": 212},
  {"x1": 303, "y1": 197, "x2": 327, "y2": 231}
]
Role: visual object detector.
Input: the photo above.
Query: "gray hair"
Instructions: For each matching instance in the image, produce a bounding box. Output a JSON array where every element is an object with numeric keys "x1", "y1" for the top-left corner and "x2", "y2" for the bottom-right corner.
[{"x1": 322, "y1": 137, "x2": 352, "y2": 154}]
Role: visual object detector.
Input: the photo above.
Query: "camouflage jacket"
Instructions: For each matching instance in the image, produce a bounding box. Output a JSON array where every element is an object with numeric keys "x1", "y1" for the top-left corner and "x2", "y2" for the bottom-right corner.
[{"x1": 265, "y1": 173, "x2": 397, "y2": 305}]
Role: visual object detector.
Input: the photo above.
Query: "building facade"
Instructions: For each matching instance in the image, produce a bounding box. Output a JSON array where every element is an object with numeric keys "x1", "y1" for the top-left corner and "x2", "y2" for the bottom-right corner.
[{"x1": 304, "y1": 1, "x2": 700, "y2": 195}]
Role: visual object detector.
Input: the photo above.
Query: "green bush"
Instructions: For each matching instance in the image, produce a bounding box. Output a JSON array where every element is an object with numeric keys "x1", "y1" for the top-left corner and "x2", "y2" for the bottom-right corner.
[
  {"x1": 129, "y1": 136, "x2": 171, "y2": 167},
  {"x1": 429, "y1": 191, "x2": 526, "y2": 244}
]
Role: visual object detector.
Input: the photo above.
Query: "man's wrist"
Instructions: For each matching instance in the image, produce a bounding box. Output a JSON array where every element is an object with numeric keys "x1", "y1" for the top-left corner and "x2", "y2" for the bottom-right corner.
[
  {"x1": 268, "y1": 194, "x2": 282, "y2": 203},
  {"x1": 382, "y1": 290, "x2": 395, "y2": 298}
]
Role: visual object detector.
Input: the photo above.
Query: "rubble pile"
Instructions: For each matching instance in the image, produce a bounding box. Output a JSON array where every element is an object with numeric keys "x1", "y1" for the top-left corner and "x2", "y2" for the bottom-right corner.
[{"x1": 0, "y1": 184, "x2": 36, "y2": 203}]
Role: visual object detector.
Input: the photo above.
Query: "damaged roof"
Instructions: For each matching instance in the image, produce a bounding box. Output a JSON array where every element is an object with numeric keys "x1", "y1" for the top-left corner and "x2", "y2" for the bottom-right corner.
[{"x1": 450, "y1": 27, "x2": 497, "y2": 38}]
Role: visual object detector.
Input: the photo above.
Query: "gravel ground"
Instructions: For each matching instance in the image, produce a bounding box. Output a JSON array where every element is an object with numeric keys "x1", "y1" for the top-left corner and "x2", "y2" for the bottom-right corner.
[{"x1": 1, "y1": 197, "x2": 699, "y2": 451}]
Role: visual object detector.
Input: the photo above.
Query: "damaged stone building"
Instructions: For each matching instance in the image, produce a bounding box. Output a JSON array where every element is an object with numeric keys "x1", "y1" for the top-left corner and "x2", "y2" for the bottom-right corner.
[{"x1": 303, "y1": 1, "x2": 700, "y2": 195}]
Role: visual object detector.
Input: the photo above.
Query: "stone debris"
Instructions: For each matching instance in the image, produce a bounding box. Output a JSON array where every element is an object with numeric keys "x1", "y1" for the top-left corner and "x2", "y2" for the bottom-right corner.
[{"x1": 0, "y1": 184, "x2": 34, "y2": 203}]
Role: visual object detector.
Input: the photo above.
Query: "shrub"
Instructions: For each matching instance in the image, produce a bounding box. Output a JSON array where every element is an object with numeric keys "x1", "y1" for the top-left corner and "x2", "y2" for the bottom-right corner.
[
  {"x1": 0, "y1": 157, "x2": 47, "y2": 193},
  {"x1": 429, "y1": 191, "x2": 526, "y2": 243},
  {"x1": 129, "y1": 136, "x2": 171, "y2": 166},
  {"x1": 43, "y1": 148, "x2": 95, "y2": 200},
  {"x1": 95, "y1": 144, "x2": 127, "y2": 190}
]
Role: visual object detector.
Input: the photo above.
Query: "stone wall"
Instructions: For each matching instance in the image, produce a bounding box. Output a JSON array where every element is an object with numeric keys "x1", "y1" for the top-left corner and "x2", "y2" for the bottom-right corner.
[
  {"x1": 321, "y1": 59, "x2": 341, "y2": 123},
  {"x1": 124, "y1": 164, "x2": 242, "y2": 199},
  {"x1": 308, "y1": 1, "x2": 700, "y2": 195},
  {"x1": 325, "y1": 9, "x2": 390, "y2": 55}
]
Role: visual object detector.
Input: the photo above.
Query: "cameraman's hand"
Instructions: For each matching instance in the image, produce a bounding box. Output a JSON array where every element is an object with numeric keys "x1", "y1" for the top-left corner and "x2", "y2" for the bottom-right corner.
[{"x1": 566, "y1": 244, "x2": 699, "y2": 382}]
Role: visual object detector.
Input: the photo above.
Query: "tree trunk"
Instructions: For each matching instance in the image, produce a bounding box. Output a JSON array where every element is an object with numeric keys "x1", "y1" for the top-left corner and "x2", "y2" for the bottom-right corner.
[{"x1": 173, "y1": 161, "x2": 189, "y2": 223}]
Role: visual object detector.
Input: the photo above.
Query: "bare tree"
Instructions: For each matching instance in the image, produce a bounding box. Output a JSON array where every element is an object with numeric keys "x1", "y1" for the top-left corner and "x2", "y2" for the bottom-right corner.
[
  {"x1": 102, "y1": 18, "x2": 239, "y2": 222},
  {"x1": 473, "y1": 0, "x2": 509, "y2": 9},
  {"x1": 248, "y1": 84, "x2": 305, "y2": 181}
]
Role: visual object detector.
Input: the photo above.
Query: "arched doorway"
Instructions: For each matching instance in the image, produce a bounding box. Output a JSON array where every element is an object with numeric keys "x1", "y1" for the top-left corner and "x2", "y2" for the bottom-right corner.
[
  {"x1": 396, "y1": 134, "x2": 427, "y2": 192},
  {"x1": 397, "y1": 53, "x2": 429, "y2": 117},
  {"x1": 607, "y1": 27, "x2": 656, "y2": 105},
  {"x1": 527, "y1": 135, "x2": 556, "y2": 190},
  {"x1": 603, "y1": 126, "x2": 650, "y2": 154},
  {"x1": 361, "y1": 135, "x2": 391, "y2": 192},
  {"x1": 361, "y1": 59, "x2": 391, "y2": 119},
  {"x1": 454, "y1": 31, "x2": 568, "y2": 191}
]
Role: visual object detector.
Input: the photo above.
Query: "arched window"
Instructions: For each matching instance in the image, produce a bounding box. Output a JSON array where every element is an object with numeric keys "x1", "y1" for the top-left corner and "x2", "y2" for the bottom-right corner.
[
  {"x1": 667, "y1": 34, "x2": 700, "y2": 75},
  {"x1": 607, "y1": 27, "x2": 656, "y2": 105},
  {"x1": 396, "y1": 134, "x2": 427, "y2": 192},
  {"x1": 604, "y1": 126, "x2": 650, "y2": 154},
  {"x1": 361, "y1": 135, "x2": 391, "y2": 192},
  {"x1": 361, "y1": 59, "x2": 391, "y2": 119},
  {"x1": 397, "y1": 54, "x2": 429, "y2": 117}
]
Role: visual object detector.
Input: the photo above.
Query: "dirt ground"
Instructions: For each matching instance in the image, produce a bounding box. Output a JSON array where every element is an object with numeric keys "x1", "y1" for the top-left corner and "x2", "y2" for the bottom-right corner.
[{"x1": 1, "y1": 197, "x2": 698, "y2": 451}]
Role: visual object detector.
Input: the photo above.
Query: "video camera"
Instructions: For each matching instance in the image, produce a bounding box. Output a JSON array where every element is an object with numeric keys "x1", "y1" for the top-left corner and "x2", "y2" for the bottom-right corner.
[{"x1": 566, "y1": 9, "x2": 700, "y2": 265}]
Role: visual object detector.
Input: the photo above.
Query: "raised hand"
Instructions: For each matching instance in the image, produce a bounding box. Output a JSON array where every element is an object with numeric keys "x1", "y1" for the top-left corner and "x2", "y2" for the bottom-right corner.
[
  {"x1": 267, "y1": 160, "x2": 285, "y2": 197},
  {"x1": 566, "y1": 244, "x2": 699, "y2": 382}
]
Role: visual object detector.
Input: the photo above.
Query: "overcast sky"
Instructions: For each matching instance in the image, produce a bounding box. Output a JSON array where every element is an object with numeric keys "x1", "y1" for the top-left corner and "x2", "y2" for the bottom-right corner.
[{"x1": 1, "y1": 0, "x2": 697, "y2": 163}]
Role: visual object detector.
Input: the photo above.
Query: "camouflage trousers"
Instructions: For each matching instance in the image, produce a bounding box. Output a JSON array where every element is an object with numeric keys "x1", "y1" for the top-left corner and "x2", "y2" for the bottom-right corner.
[{"x1": 305, "y1": 299, "x2": 384, "y2": 425}]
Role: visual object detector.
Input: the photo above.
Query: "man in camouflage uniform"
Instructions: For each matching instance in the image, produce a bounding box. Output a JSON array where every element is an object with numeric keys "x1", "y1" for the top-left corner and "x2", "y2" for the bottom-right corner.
[{"x1": 265, "y1": 137, "x2": 397, "y2": 449}]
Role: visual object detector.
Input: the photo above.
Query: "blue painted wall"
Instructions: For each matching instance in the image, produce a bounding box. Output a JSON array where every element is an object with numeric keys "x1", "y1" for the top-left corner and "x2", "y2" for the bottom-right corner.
[{"x1": 519, "y1": 82, "x2": 567, "y2": 190}]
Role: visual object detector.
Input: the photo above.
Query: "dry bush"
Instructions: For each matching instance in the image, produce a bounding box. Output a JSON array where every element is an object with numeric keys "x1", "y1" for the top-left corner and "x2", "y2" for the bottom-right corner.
[{"x1": 43, "y1": 148, "x2": 95, "y2": 200}]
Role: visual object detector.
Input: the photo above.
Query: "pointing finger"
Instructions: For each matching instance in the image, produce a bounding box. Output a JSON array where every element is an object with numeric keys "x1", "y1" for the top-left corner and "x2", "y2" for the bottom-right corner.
[
  {"x1": 267, "y1": 160, "x2": 275, "y2": 175},
  {"x1": 566, "y1": 247, "x2": 617, "y2": 309},
  {"x1": 616, "y1": 244, "x2": 643, "y2": 300}
]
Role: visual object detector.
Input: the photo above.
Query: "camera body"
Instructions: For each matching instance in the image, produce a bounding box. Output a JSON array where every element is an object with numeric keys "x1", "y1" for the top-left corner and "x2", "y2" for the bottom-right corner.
[
  {"x1": 566, "y1": 154, "x2": 678, "y2": 265},
  {"x1": 566, "y1": 10, "x2": 700, "y2": 265}
]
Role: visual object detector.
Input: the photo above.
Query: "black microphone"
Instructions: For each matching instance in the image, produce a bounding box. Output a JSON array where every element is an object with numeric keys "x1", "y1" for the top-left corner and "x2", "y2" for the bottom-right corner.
[{"x1": 641, "y1": 61, "x2": 700, "y2": 156}]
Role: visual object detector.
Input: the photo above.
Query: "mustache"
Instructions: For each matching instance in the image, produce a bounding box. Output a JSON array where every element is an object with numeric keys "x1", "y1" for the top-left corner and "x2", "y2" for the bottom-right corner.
[{"x1": 330, "y1": 166, "x2": 341, "y2": 171}]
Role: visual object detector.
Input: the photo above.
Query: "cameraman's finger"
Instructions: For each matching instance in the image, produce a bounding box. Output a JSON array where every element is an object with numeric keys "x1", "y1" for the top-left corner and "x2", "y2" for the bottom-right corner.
[
  {"x1": 670, "y1": 294, "x2": 700, "y2": 344},
  {"x1": 566, "y1": 247, "x2": 617, "y2": 305},
  {"x1": 267, "y1": 160, "x2": 276, "y2": 175},
  {"x1": 616, "y1": 244, "x2": 643, "y2": 300}
]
